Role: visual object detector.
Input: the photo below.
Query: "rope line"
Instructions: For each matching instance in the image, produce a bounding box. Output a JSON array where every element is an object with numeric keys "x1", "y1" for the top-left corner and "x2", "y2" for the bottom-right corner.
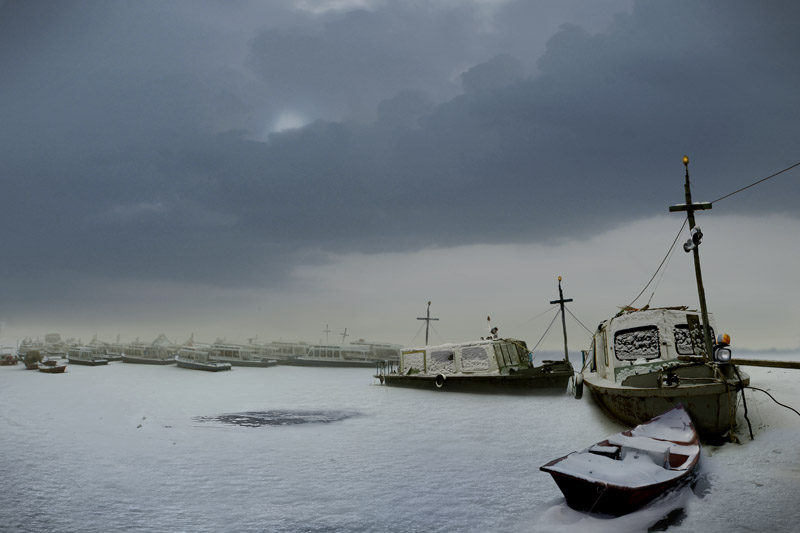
[
  {"x1": 712, "y1": 161, "x2": 800, "y2": 204},
  {"x1": 565, "y1": 307, "x2": 594, "y2": 337},
  {"x1": 746, "y1": 386, "x2": 800, "y2": 418},
  {"x1": 624, "y1": 218, "x2": 688, "y2": 310},
  {"x1": 530, "y1": 308, "x2": 560, "y2": 353}
]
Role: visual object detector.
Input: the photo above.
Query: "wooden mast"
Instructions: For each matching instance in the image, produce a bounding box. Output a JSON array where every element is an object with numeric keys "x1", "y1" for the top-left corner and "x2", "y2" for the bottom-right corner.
[
  {"x1": 669, "y1": 155, "x2": 715, "y2": 360},
  {"x1": 416, "y1": 301, "x2": 439, "y2": 346},
  {"x1": 550, "y1": 276, "x2": 572, "y2": 363}
]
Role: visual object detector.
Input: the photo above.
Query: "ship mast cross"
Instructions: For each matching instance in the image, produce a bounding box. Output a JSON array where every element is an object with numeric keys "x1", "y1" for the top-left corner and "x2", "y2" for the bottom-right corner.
[
  {"x1": 549, "y1": 276, "x2": 573, "y2": 363},
  {"x1": 417, "y1": 301, "x2": 439, "y2": 346},
  {"x1": 669, "y1": 155, "x2": 715, "y2": 360}
]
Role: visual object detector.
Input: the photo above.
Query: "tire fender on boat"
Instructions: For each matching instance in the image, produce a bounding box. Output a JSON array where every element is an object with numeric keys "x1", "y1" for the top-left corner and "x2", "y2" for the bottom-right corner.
[
  {"x1": 434, "y1": 374, "x2": 446, "y2": 389},
  {"x1": 573, "y1": 373, "x2": 584, "y2": 400}
]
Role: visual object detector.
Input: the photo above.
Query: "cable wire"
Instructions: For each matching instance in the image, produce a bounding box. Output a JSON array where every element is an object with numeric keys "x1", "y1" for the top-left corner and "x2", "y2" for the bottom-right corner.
[
  {"x1": 624, "y1": 218, "x2": 688, "y2": 310},
  {"x1": 530, "y1": 308, "x2": 561, "y2": 352},
  {"x1": 712, "y1": 161, "x2": 800, "y2": 204},
  {"x1": 746, "y1": 386, "x2": 800, "y2": 418},
  {"x1": 565, "y1": 307, "x2": 595, "y2": 337}
]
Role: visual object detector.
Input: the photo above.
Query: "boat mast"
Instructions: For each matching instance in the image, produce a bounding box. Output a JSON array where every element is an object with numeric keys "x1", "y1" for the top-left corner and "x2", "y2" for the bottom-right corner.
[
  {"x1": 550, "y1": 276, "x2": 572, "y2": 363},
  {"x1": 416, "y1": 301, "x2": 439, "y2": 346},
  {"x1": 669, "y1": 155, "x2": 715, "y2": 360},
  {"x1": 340, "y1": 328, "x2": 349, "y2": 344}
]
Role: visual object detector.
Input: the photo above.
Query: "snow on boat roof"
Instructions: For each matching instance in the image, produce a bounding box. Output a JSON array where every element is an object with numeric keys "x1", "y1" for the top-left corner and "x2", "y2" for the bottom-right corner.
[
  {"x1": 630, "y1": 405, "x2": 696, "y2": 443},
  {"x1": 403, "y1": 338, "x2": 521, "y2": 353}
]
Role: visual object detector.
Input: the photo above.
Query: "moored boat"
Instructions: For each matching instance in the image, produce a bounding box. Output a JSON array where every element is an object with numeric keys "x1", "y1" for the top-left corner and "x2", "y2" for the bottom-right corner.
[
  {"x1": 67, "y1": 346, "x2": 109, "y2": 366},
  {"x1": 283, "y1": 341, "x2": 402, "y2": 368},
  {"x1": 581, "y1": 307, "x2": 748, "y2": 439},
  {"x1": 176, "y1": 346, "x2": 232, "y2": 372},
  {"x1": 1, "y1": 347, "x2": 19, "y2": 365},
  {"x1": 121, "y1": 335, "x2": 177, "y2": 365},
  {"x1": 377, "y1": 338, "x2": 573, "y2": 392},
  {"x1": 581, "y1": 157, "x2": 752, "y2": 440},
  {"x1": 210, "y1": 342, "x2": 276, "y2": 367},
  {"x1": 540, "y1": 405, "x2": 700, "y2": 516},
  {"x1": 38, "y1": 359, "x2": 68, "y2": 374}
]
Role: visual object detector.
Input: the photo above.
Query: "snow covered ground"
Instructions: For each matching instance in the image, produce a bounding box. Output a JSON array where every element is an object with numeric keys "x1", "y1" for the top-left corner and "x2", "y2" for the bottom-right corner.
[{"x1": 1, "y1": 354, "x2": 798, "y2": 533}]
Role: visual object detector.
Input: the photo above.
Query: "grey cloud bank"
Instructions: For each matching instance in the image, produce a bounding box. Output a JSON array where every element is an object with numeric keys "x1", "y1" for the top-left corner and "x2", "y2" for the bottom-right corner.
[{"x1": 1, "y1": 0, "x2": 798, "y2": 346}]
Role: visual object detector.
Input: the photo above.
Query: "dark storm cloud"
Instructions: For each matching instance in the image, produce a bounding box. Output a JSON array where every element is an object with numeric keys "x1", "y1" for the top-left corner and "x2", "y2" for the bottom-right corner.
[{"x1": 1, "y1": 0, "x2": 799, "y2": 311}]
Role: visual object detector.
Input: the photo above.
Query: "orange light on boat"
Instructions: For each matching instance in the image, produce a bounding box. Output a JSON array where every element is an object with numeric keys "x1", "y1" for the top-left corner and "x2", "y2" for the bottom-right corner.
[{"x1": 717, "y1": 333, "x2": 731, "y2": 346}]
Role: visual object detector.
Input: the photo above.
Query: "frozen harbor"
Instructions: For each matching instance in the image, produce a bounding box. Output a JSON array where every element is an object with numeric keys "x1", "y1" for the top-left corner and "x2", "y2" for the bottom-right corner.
[{"x1": 1, "y1": 356, "x2": 799, "y2": 533}]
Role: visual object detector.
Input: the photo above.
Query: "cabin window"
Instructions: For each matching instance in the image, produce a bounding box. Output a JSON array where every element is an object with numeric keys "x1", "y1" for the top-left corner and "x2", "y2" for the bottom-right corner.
[
  {"x1": 428, "y1": 350, "x2": 455, "y2": 374},
  {"x1": 674, "y1": 325, "x2": 715, "y2": 356},
  {"x1": 402, "y1": 350, "x2": 425, "y2": 373},
  {"x1": 494, "y1": 343, "x2": 518, "y2": 367},
  {"x1": 460, "y1": 346, "x2": 490, "y2": 371},
  {"x1": 613, "y1": 326, "x2": 660, "y2": 361}
]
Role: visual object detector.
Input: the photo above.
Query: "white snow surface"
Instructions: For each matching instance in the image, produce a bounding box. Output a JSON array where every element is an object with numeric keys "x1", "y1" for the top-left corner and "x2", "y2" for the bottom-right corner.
[{"x1": 1, "y1": 355, "x2": 800, "y2": 533}]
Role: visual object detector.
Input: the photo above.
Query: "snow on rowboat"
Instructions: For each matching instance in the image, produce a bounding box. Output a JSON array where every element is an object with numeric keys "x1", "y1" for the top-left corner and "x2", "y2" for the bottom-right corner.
[{"x1": 540, "y1": 404, "x2": 700, "y2": 516}]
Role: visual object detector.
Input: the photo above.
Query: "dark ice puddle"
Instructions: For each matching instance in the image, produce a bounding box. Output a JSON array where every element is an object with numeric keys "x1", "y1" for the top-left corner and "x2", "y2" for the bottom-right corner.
[{"x1": 195, "y1": 410, "x2": 359, "y2": 427}]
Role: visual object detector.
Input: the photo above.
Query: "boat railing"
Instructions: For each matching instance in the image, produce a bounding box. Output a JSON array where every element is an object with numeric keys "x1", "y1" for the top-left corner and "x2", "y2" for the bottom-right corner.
[{"x1": 375, "y1": 360, "x2": 396, "y2": 380}]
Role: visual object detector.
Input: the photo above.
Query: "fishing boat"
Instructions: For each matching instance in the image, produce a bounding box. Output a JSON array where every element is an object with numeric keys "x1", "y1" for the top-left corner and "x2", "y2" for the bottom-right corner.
[
  {"x1": 377, "y1": 337, "x2": 573, "y2": 392},
  {"x1": 580, "y1": 157, "x2": 749, "y2": 440},
  {"x1": 582, "y1": 307, "x2": 748, "y2": 438},
  {"x1": 67, "y1": 346, "x2": 109, "y2": 366},
  {"x1": 176, "y1": 346, "x2": 231, "y2": 372},
  {"x1": 22, "y1": 349, "x2": 44, "y2": 370},
  {"x1": 38, "y1": 359, "x2": 68, "y2": 374},
  {"x1": 1, "y1": 347, "x2": 18, "y2": 365},
  {"x1": 540, "y1": 405, "x2": 699, "y2": 516}
]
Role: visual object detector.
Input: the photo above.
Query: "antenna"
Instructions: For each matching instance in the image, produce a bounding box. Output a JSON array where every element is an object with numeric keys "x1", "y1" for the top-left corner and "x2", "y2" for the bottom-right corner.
[
  {"x1": 340, "y1": 328, "x2": 349, "y2": 344},
  {"x1": 323, "y1": 324, "x2": 331, "y2": 344}
]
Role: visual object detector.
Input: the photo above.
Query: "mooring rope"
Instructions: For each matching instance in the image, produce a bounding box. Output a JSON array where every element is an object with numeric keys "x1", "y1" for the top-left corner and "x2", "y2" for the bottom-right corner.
[{"x1": 745, "y1": 386, "x2": 800, "y2": 418}]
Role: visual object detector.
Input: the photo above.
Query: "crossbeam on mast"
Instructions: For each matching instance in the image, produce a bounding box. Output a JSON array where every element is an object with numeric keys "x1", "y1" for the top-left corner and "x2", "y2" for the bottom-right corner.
[
  {"x1": 417, "y1": 301, "x2": 439, "y2": 346},
  {"x1": 669, "y1": 155, "x2": 714, "y2": 360}
]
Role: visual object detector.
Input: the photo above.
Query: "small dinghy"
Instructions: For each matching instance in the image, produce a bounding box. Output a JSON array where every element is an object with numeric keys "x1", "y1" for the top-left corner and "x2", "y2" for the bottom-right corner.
[{"x1": 540, "y1": 405, "x2": 699, "y2": 516}]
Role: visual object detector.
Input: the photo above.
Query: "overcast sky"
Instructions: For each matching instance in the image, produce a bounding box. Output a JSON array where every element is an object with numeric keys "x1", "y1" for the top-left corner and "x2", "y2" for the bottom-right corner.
[{"x1": 1, "y1": 0, "x2": 799, "y2": 351}]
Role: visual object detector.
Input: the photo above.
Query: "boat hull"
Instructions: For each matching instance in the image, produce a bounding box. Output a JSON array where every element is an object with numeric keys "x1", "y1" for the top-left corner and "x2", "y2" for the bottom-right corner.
[
  {"x1": 543, "y1": 455, "x2": 696, "y2": 516},
  {"x1": 67, "y1": 358, "x2": 109, "y2": 366},
  {"x1": 541, "y1": 405, "x2": 699, "y2": 516},
  {"x1": 279, "y1": 357, "x2": 377, "y2": 368},
  {"x1": 176, "y1": 360, "x2": 232, "y2": 372},
  {"x1": 222, "y1": 359, "x2": 277, "y2": 368},
  {"x1": 583, "y1": 364, "x2": 749, "y2": 439},
  {"x1": 38, "y1": 364, "x2": 67, "y2": 374},
  {"x1": 122, "y1": 354, "x2": 177, "y2": 365},
  {"x1": 380, "y1": 361, "x2": 573, "y2": 393}
]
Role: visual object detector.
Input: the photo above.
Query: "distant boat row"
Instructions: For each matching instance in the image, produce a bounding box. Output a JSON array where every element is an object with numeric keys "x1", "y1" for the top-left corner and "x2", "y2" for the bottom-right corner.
[{"x1": 8, "y1": 334, "x2": 404, "y2": 372}]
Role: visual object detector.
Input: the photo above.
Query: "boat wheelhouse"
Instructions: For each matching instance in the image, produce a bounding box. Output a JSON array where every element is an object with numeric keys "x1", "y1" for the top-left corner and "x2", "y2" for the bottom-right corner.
[
  {"x1": 377, "y1": 338, "x2": 573, "y2": 392},
  {"x1": 582, "y1": 307, "x2": 749, "y2": 439}
]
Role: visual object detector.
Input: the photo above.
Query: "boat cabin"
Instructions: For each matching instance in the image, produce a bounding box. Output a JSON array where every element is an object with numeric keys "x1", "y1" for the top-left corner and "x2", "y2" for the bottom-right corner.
[
  {"x1": 399, "y1": 338, "x2": 532, "y2": 376},
  {"x1": 588, "y1": 308, "x2": 716, "y2": 384}
]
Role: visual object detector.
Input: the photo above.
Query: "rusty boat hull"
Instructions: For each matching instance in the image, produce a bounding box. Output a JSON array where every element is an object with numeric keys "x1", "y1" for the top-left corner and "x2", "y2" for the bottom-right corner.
[{"x1": 584, "y1": 362, "x2": 748, "y2": 439}]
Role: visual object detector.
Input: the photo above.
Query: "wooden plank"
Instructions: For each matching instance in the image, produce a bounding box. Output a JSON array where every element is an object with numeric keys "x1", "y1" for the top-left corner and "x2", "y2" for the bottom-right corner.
[{"x1": 730, "y1": 358, "x2": 800, "y2": 370}]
